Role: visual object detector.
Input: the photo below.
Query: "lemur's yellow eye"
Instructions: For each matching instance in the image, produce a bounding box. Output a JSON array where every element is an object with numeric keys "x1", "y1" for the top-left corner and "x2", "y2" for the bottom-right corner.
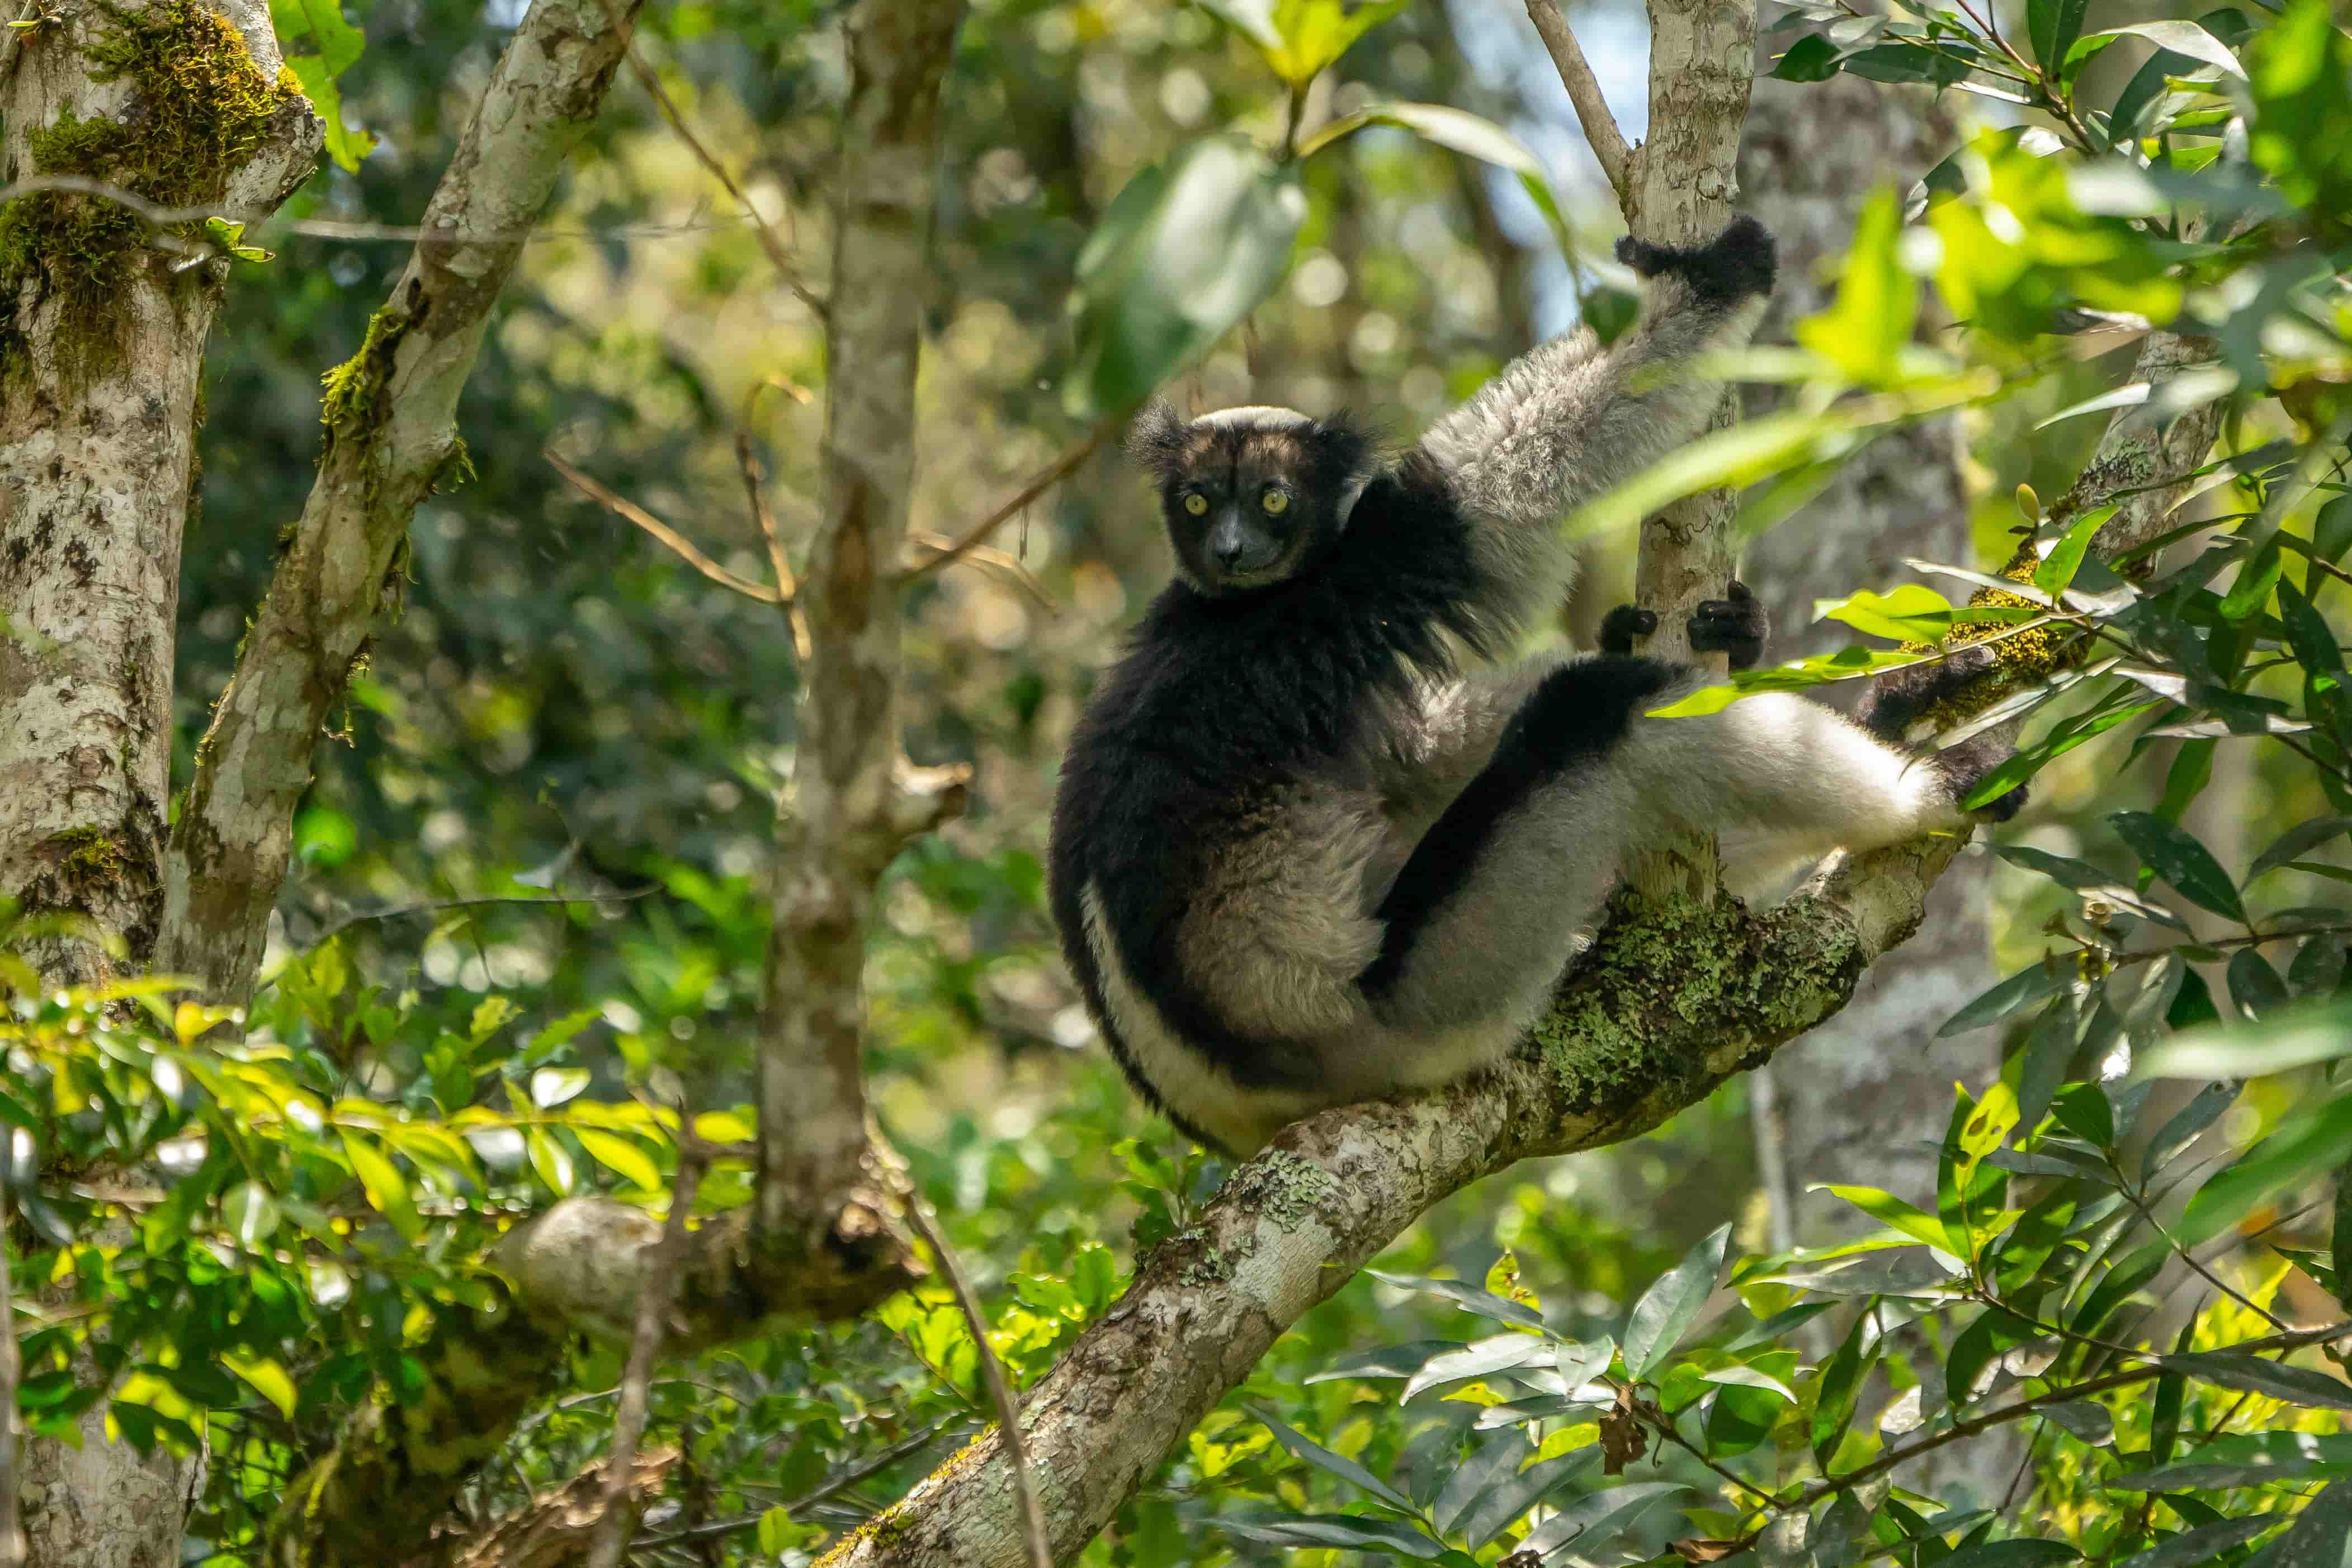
[
  {"x1": 1262, "y1": 490, "x2": 1290, "y2": 516},
  {"x1": 1183, "y1": 493, "x2": 1208, "y2": 516}
]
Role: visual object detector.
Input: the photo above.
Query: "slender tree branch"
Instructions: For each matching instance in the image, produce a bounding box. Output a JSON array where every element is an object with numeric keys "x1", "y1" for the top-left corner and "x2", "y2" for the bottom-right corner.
[
  {"x1": 895, "y1": 422, "x2": 1119, "y2": 583},
  {"x1": 599, "y1": 0, "x2": 826, "y2": 318},
  {"x1": 1523, "y1": 0, "x2": 1634, "y2": 205},
  {"x1": 630, "y1": 1418, "x2": 969, "y2": 1551},
  {"x1": 158, "y1": 0, "x2": 651, "y2": 1011},
  {"x1": 905, "y1": 1203, "x2": 1051, "y2": 1568},
  {"x1": 735, "y1": 379, "x2": 815, "y2": 658},
  {"x1": 585, "y1": 1139, "x2": 707, "y2": 1568},
  {"x1": 294, "y1": 886, "x2": 657, "y2": 950},
  {"x1": 547, "y1": 450, "x2": 787, "y2": 604}
]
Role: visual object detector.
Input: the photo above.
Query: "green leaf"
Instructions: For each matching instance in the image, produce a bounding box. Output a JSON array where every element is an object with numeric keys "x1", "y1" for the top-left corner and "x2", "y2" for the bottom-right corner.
[
  {"x1": 1514, "y1": 1481, "x2": 1690, "y2": 1558},
  {"x1": 1811, "y1": 1311, "x2": 1877, "y2": 1466},
  {"x1": 2242, "y1": 1478, "x2": 2352, "y2": 1568},
  {"x1": 2070, "y1": 1241, "x2": 2165, "y2": 1339},
  {"x1": 2134, "y1": 1004, "x2": 2352, "y2": 1081},
  {"x1": 2107, "y1": 1430, "x2": 2352, "y2": 1491},
  {"x1": 1199, "y1": 0, "x2": 1409, "y2": 86},
  {"x1": 277, "y1": 55, "x2": 374, "y2": 172},
  {"x1": 2157, "y1": 1350, "x2": 2352, "y2": 1411},
  {"x1": 2032, "y1": 504, "x2": 2119, "y2": 596},
  {"x1": 1814, "y1": 583, "x2": 1959, "y2": 644},
  {"x1": 2335, "y1": 1148, "x2": 2352, "y2": 1313},
  {"x1": 526, "y1": 1127, "x2": 577, "y2": 1196},
  {"x1": 1301, "y1": 103, "x2": 1566, "y2": 254},
  {"x1": 2086, "y1": 20, "x2": 2246, "y2": 78},
  {"x1": 2249, "y1": 815, "x2": 2352, "y2": 881},
  {"x1": 1303, "y1": 1340, "x2": 1467, "y2": 1383},
  {"x1": 2219, "y1": 536, "x2": 2285, "y2": 621},
  {"x1": 574, "y1": 1128, "x2": 662, "y2": 1191},
  {"x1": 221, "y1": 1180, "x2": 280, "y2": 1249},
  {"x1": 1772, "y1": 34, "x2": 1841, "y2": 81},
  {"x1": 1400, "y1": 1334, "x2": 1553, "y2": 1401},
  {"x1": 1066, "y1": 138, "x2": 1306, "y2": 418},
  {"x1": 1995, "y1": 845, "x2": 2186, "y2": 930},
  {"x1": 2180, "y1": 1093, "x2": 2352, "y2": 1245},
  {"x1": 1459, "y1": 1451, "x2": 1593, "y2": 1550},
  {"x1": 1935, "y1": 1543, "x2": 2079, "y2": 1568},
  {"x1": 339, "y1": 1133, "x2": 422, "y2": 1241},
  {"x1": 1794, "y1": 189, "x2": 1915, "y2": 384},
  {"x1": 529, "y1": 1066, "x2": 589, "y2": 1107},
  {"x1": 1363, "y1": 1270, "x2": 1546, "y2": 1331},
  {"x1": 1940, "y1": 960, "x2": 2067, "y2": 1036},
  {"x1": 1221, "y1": 1512, "x2": 1446, "y2": 1559},
  {"x1": 224, "y1": 1353, "x2": 298, "y2": 1419},
  {"x1": 2028, "y1": 0, "x2": 2089, "y2": 73},
  {"x1": 2108, "y1": 811, "x2": 2246, "y2": 924},
  {"x1": 1816, "y1": 1184, "x2": 1957, "y2": 1253},
  {"x1": 2115, "y1": 1520, "x2": 2275, "y2": 1568},
  {"x1": 1622, "y1": 1222, "x2": 1731, "y2": 1380},
  {"x1": 1251, "y1": 1406, "x2": 1420, "y2": 1513}
]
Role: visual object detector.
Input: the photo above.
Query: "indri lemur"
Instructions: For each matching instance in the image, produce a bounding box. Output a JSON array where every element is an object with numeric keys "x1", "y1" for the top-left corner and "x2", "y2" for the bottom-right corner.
[{"x1": 1048, "y1": 217, "x2": 2020, "y2": 1155}]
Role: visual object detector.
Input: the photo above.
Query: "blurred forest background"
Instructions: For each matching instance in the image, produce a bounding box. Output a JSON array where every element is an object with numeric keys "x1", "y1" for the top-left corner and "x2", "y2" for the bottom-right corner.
[{"x1": 12, "y1": 0, "x2": 2351, "y2": 1560}]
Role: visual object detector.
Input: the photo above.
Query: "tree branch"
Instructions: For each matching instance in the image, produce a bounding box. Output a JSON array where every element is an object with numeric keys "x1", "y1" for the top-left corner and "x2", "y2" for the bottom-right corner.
[
  {"x1": 1523, "y1": 0, "x2": 1633, "y2": 205},
  {"x1": 546, "y1": 450, "x2": 787, "y2": 604},
  {"x1": 158, "y1": 0, "x2": 649, "y2": 1011}
]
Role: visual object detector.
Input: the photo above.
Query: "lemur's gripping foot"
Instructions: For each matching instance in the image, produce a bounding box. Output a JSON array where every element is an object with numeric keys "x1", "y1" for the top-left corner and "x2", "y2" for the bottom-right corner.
[
  {"x1": 1616, "y1": 214, "x2": 1778, "y2": 301},
  {"x1": 1599, "y1": 580, "x2": 1769, "y2": 670},
  {"x1": 1858, "y1": 645, "x2": 2029, "y2": 821}
]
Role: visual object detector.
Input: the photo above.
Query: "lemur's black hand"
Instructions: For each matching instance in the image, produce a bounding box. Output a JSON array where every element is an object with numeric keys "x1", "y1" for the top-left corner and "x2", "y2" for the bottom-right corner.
[
  {"x1": 1614, "y1": 215, "x2": 1778, "y2": 303},
  {"x1": 1598, "y1": 603, "x2": 1656, "y2": 655},
  {"x1": 1858, "y1": 644, "x2": 2028, "y2": 821},
  {"x1": 1599, "y1": 581, "x2": 1767, "y2": 669},
  {"x1": 1690, "y1": 580, "x2": 1767, "y2": 670}
]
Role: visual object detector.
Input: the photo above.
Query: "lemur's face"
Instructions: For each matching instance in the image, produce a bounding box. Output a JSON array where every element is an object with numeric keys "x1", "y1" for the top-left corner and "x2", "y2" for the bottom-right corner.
[{"x1": 1126, "y1": 403, "x2": 1373, "y2": 597}]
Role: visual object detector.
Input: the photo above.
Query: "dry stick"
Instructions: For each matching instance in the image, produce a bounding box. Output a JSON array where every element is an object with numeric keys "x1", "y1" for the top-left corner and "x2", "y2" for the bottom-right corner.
[
  {"x1": 598, "y1": 4, "x2": 826, "y2": 319},
  {"x1": 0, "y1": 1193, "x2": 20, "y2": 1568},
  {"x1": 904, "y1": 1201, "x2": 1052, "y2": 1568},
  {"x1": 547, "y1": 452, "x2": 785, "y2": 605},
  {"x1": 896, "y1": 421, "x2": 1121, "y2": 582},
  {"x1": 584, "y1": 1141, "x2": 709, "y2": 1568},
  {"x1": 1523, "y1": 0, "x2": 1635, "y2": 205},
  {"x1": 906, "y1": 532, "x2": 1058, "y2": 611},
  {"x1": 732, "y1": 398, "x2": 814, "y2": 659}
]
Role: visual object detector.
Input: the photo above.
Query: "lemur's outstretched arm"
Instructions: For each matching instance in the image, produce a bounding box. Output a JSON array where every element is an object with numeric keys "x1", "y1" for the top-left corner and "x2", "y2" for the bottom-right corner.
[{"x1": 1413, "y1": 218, "x2": 1777, "y2": 632}]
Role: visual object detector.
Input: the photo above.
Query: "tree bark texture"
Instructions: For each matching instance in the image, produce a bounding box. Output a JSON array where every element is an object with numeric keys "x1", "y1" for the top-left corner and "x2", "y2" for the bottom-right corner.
[
  {"x1": 1739, "y1": 76, "x2": 1996, "y2": 1232},
  {"x1": 1737, "y1": 72, "x2": 2027, "y2": 1504},
  {"x1": 159, "y1": 0, "x2": 647, "y2": 1012},
  {"x1": 753, "y1": 0, "x2": 967, "y2": 1314},
  {"x1": 0, "y1": 0, "x2": 316, "y2": 989},
  {"x1": 0, "y1": 6, "x2": 319, "y2": 1563}
]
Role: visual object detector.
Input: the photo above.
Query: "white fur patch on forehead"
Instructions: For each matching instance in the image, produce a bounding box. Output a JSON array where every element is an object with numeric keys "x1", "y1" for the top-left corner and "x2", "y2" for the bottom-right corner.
[{"x1": 1193, "y1": 405, "x2": 1315, "y2": 434}]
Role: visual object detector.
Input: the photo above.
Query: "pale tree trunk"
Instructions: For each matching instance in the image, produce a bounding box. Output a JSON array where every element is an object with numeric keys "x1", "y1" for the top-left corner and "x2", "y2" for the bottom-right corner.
[
  {"x1": 1737, "y1": 72, "x2": 2028, "y2": 1506},
  {"x1": 0, "y1": 4, "x2": 320, "y2": 1562},
  {"x1": 1739, "y1": 76, "x2": 1996, "y2": 1234}
]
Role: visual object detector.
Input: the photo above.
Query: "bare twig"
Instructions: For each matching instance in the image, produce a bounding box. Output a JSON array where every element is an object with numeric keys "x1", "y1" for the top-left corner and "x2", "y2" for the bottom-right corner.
[
  {"x1": 584, "y1": 1138, "x2": 709, "y2": 1568},
  {"x1": 905, "y1": 1201, "x2": 1051, "y2": 1568},
  {"x1": 295, "y1": 886, "x2": 656, "y2": 950},
  {"x1": 629, "y1": 1416, "x2": 970, "y2": 1550},
  {"x1": 906, "y1": 532, "x2": 1058, "y2": 611},
  {"x1": 895, "y1": 422, "x2": 1119, "y2": 583},
  {"x1": 0, "y1": 1193, "x2": 21, "y2": 1568},
  {"x1": 1523, "y1": 0, "x2": 1635, "y2": 205},
  {"x1": 598, "y1": 4, "x2": 826, "y2": 318},
  {"x1": 733, "y1": 380, "x2": 814, "y2": 659},
  {"x1": 547, "y1": 451, "x2": 785, "y2": 605}
]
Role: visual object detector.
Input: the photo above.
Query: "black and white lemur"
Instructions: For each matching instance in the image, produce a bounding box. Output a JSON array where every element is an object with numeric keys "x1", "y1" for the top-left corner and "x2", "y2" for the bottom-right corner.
[{"x1": 1048, "y1": 216, "x2": 2019, "y2": 1155}]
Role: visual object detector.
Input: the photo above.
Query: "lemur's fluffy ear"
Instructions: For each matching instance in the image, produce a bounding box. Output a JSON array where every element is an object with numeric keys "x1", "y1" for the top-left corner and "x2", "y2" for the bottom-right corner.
[{"x1": 1126, "y1": 400, "x2": 1189, "y2": 479}]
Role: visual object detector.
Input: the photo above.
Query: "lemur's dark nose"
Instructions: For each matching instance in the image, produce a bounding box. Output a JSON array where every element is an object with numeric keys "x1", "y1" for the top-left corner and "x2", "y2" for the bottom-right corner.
[{"x1": 1210, "y1": 518, "x2": 1247, "y2": 567}]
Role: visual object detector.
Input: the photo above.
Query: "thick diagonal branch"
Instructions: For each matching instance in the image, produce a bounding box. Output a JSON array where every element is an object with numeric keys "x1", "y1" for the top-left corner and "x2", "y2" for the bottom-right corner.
[{"x1": 158, "y1": 0, "x2": 646, "y2": 1008}]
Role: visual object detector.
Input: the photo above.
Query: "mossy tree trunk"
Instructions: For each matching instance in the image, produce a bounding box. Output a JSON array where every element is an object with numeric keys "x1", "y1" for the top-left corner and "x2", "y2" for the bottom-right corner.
[{"x1": 0, "y1": 6, "x2": 320, "y2": 1565}]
